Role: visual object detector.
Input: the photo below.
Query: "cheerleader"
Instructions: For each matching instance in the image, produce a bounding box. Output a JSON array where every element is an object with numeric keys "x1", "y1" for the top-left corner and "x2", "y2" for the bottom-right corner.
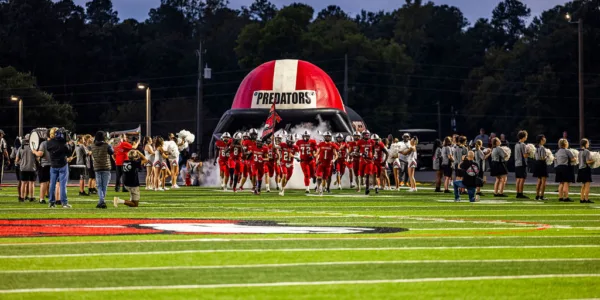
[
  {"x1": 153, "y1": 137, "x2": 170, "y2": 191},
  {"x1": 381, "y1": 138, "x2": 391, "y2": 190},
  {"x1": 577, "y1": 139, "x2": 594, "y2": 204},
  {"x1": 490, "y1": 137, "x2": 508, "y2": 197},
  {"x1": 473, "y1": 140, "x2": 490, "y2": 196},
  {"x1": 555, "y1": 139, "x2": 576, "y2": 202},
  {"x1": 390, "y1": 138, "x2": 402, "y2": 190},
  {"x1": 441, "y1": 137, "x2": 454, "y2": 193},
  {"x1": 406, "y1": 136, "x2": 418, "y2": 192},
  {"x1": 432, "y1": 139, "x2": 443, "y2": 193},
  {"x1": 533, "y1": 135, "x2": 549, "y2": 201},
  {"x1": 143, "y1": 136, "x2": 155, "y2": 190},
  {"x1": 514, "y1": 130, "x2": 529, "y2": 199}
]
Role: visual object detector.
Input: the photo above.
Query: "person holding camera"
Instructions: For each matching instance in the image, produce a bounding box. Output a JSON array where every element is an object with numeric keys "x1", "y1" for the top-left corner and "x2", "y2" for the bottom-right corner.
[{"x1": 46, "y1": 128, "x2": 72, "y2": 208}]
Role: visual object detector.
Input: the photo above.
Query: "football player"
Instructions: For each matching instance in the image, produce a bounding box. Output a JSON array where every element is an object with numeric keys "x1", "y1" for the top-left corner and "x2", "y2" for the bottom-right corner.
[
  {"x1": 214, "y1": 132, "x2": 232, "y2": 190},
  {"x1": 229, "y1": 133, "x2": 245, "y2": 193},
  {"x1": 372, "y1": 134, "x2": 389, "y2": 192},
  {"x1": 333, "y1": 133, "x2": 348, "y2": 190},
  {"x1": 279, "y1": 134, "x2": 300, "y2": 196},
  {"x1": 296, "y1": 131, "x2": 317, "y2": 193},
  {"x1": 249, "y1": 139, "x2": 268, "y2": 195},
  {"x1": 349, "y1": 131, "x2": 362, "y2": 189},
  {"x1": 357, "y1": 130, "x2": 375, "y2": 195},
  {"x1": 239, "y1": 130, "x2": 257, "y2": 191},
  {"x1": 315, "y1": 131, "x2": 339, "y2": 195}
]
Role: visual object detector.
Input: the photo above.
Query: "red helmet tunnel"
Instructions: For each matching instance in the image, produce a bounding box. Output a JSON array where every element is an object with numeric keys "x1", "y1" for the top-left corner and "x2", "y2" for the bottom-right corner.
[{"x1": 210, "y1": 59, "x2": 357, "y2": 158}]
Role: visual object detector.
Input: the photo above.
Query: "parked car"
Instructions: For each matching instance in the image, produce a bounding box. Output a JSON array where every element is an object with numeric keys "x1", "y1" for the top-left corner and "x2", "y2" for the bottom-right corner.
[{"x1": 397, "y1": 129, "x2": 438, "y2": 170}]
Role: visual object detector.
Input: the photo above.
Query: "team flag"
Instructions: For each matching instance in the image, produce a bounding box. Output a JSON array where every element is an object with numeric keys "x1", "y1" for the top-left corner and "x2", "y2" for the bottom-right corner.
[{"x1": 262, "y1": 102, "x2": 281, "y2": 139}]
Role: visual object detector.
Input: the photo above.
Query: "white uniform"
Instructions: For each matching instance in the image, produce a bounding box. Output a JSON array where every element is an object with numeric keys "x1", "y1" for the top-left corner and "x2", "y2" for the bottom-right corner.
[
  {"x1": 389, "y1": 142, "x2": 402, "y2": 169},
  {"x1": 145, "y1": 145, "x2": 155, "y2": 167},
  {"x1": 407, "y1": 147, "x2": 418, "y2": 168}
]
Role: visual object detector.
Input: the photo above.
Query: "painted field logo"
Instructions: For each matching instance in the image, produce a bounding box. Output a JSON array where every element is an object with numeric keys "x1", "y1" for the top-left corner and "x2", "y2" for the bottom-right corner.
[{"x1": 0, "y1": 219, "x2": 407, "y2": 237}]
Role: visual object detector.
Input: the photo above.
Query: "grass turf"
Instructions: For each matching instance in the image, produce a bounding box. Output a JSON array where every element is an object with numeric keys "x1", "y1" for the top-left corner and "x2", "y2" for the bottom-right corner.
[{"x1": 0, "y1": 184, "x2": 598, "y2": 299}]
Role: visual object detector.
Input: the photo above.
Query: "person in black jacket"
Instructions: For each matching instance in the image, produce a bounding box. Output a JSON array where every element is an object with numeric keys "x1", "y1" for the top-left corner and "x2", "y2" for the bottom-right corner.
[
  {"x1": 46, "y1": 128, "x2": 73, "y2": 208},
  {"x1": 453, "y1": 151, "x2": 480, "y2": 203}
]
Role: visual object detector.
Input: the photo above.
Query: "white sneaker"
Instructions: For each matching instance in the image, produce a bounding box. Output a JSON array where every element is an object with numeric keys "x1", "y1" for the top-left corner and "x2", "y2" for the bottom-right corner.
[
  {"x1": 164, "y1": 187, "x2": 170, "y2": 191},
  {"x1": 62, "y1": 204, "x2": 72, "y2": 209},
  {"x1": 172, "y1": 184, "x2": 180, "y2": 189},
  {"x1": 407, "y1": 188, "x2": 415, "y2": 193},
  {"x1": 338, "y1": 185, "x2": 342, "y2": 190},
  {"x1": 305, "y1": 188, "x2": 310, "y2": 194},
  {"x1": 157, "y1": 188, "x2": 165, "y2": 191},
  {"x1": 350, "y1": 183, "x2": 356, "y2": 189},
  {"x1": 319, "y1": 188, "x2": 323, "y2": 196},
  {"x1": 266, "y1": 188, "x2": 271, "y2": 193},
  {"x1": 113, "y1": 197, "x2": 118, "y2": 207},
  {"x1": 279, "y1": 190, "x2": 284, "y2": 196}
]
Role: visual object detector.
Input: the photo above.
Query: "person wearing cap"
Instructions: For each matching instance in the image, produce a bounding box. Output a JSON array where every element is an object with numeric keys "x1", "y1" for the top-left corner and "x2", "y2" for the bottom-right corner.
[
  {"x1": 16, "y1": 134, "x2": 37, "y2": 202},
  {"x1": 0, "y1": 130, "x2": 8, "y2": 189}
]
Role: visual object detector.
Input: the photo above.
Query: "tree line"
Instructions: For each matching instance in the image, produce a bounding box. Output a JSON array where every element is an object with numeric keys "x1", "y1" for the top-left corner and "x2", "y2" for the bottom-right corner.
[{"x1": 0, "y1": 0, "x2": 599, "y2": 151}]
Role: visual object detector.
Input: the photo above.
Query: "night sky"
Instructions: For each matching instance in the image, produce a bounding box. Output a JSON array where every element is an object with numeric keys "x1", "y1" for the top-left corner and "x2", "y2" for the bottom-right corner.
[{"x1": 74, "y1": 0, "x2": 567, "y2": 24}]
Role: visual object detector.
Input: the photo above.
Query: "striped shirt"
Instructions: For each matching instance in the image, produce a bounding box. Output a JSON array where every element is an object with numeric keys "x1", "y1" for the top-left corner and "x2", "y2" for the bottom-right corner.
[{"x1": 534, "y1": 145, "x2": 546, "y2": 161}]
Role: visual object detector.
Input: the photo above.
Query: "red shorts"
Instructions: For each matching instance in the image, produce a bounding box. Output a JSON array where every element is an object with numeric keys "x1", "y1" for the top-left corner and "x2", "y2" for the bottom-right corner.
[
  {"x1": 265, "y1": 162, "x2": 276, "y2": 177},
  {"x1": 219, "y1": 159, "x2": 228, "y2": 174},
  {"x1": 358, "y1": 160, "x2": 374, "y2": 176},
  {"x1": 300, "y1": 161, "x2": 316, "y2": 178},
  {"x1": 243, "y1": 160, "x2": 251, "y2": 176},
  {"x1": 336, "y1": 160, "x2": 347, "y2": 175},
  {"x1": 352, "y1": 159, "x2": 360, "y2": 174},
  {"x1": 281, "y1": 163, "x2": 294, "y2": 181},
  {"x1": 373, "y1": 162, "x2": 382, "y2": 175},
  {"x1": 316, "y1": 162, "x2": 334, "y2": 178},
  {"x1": 228, "y1": 159, "x2": 244, "y2": 175},
  {"x1": 252, "y1": 163, "x2": 265, "y2": 178}
]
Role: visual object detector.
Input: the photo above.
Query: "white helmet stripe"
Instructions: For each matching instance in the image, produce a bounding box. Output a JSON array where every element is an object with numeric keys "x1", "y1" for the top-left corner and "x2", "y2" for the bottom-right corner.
[{"x1": 273, "y1": 60, "x2": 299, "y2": 91}]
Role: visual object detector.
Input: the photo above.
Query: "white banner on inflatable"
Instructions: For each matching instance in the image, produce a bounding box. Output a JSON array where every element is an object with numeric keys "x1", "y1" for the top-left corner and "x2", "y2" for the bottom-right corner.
[{"x1": 251, "y1": 90, "x2": 317, "y2": 109}]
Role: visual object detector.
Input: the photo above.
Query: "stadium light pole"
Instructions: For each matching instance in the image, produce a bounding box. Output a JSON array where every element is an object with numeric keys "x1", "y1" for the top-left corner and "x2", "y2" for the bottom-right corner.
[
  {"x1": 565, "y1": 12, "x2": 585, "y2": 140},
  {"x1": 10, "y1": 96, "x2": 23, "y2": 138},
  {"x1": 137, "y1": 83, "x2": 151, "y2": 137}
]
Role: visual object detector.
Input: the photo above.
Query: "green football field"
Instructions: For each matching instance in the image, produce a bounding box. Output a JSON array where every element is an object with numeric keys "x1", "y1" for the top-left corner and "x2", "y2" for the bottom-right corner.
[{"x1": 0, "y1": 183, "x2": 599, "y2": 299}]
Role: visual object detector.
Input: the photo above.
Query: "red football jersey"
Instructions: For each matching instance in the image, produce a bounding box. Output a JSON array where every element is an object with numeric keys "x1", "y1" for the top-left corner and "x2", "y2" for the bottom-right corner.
[
  {"x1": 357, "y1": 139, "x2": 375, "y2": 160},
  {"x1": 250, "y1": 145, "x2": 268, "y2": 164},
  {"x1": 242, "y1": 140, "x2": 256, "y2": 160},
  {"x1": 336, "y1": 142, "x2": 348, "y2": 160},
  {"x1": 215, "y1": 139, "x2": 231, "y2": 161},
  {"x1": 265, "y1": 144, "x2": 277, "y2": 162},
  {"x1": 280, "y1": 143, "x2": 299, "y2": 164},
  {"x1": 296, "y1": 139, "x2": 317, "y2": 161},
  {"x1": 228, "y1": 143, "x2": 244, "y2": 160},
  {"x1": 348, "y1": 141, "x2": 360, "y2": 161},
  {"x1": 317, "y1": 142, "x2": 339, "y2": 163},
  {"x1": 373, "y1": 141, "x2": 387, "y2": 163}
]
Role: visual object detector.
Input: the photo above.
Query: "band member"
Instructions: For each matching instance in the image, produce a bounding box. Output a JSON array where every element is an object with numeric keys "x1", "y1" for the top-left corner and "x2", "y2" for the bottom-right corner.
[
  {"x1": 215, "y1": 132, "x2": 232, "y2": 190},
  {"x1": 279, "y1": 134, "x2": 299, "y2": 196},
  {"x1": 249, "y1": 139, "x2": 268, "y2": 195},
  {"x1": 441, "y1": 137, "x2": 454, "y2": 193},
  {"x1": 333, "y1": 133, "x2": 348, "y2": 190},
  {"x1": 357, "y1": 130, "x2": 375, "y2": 195},
  {"x1": 577, "y1": 139, "x2": 594, "y2": 204},
  {"x1": 0, "y1": 130, "x2": 8, "y2": 190},
  {"x1": 514, "y1": 130, "x2": 529, "y2": 199},
  {"x1": 229, "y1": 133, "x2": 245, "y2": 193},
  {"x1": 33, "y1": 135, "x2": 51, "y2": 203},
  {"x1": 315, "y1": 132, "x2": 339, "y2": 195},
  {"x1": 16, "y1": 135, "x2": 36, "y2": 202},
  {"x1": 490, "y1": 137, "x2": 508, "y2": 197},
  {"x1": 473, "y1": 140, "x2": 490, "y2": 196},
  {"x1": 296, "y1": 131, "x2": 317, "y2": 193},
  {"x1": 372, "y1": 134, "x2": 389, "y2": 192},
  {"x1": 433, "y1": 139, "x2": 443, "y2": 193}
]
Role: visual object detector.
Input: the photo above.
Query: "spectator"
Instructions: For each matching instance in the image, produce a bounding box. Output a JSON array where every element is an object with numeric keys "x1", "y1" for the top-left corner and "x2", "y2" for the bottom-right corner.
[
  {"x1": 488, "y1": 132, "x2": 497, "y2": 148},
  {"x1": 114, "y1": 135, "x2": 136, "y2": 193},
  {"x1": 91, "y1": 131, "x2": 114, "y2": 209},
  {"x1": 453, "y1": 151, "x2": 480, "y2": 202},
  {"x1": 0, "y1": 130, "x2": 8, "y2": 189},
  {"x1": 398, "y1": 133, "x2": 411, "y2": 186},
  {"x1": 113, "y1": 150, "x2": 147, "y2": 208},
  {"x1": 46, "y1": 128, "x2": 72, "y2": 208},
  {"x1": 500, "y1": 134, "x2": 510, "y2": 147},
  {"x1": 16, "y1": 135, "x2": 36, "y2": 202},
  {"x1": 33, "y1": 136, "x2": 51, "y2": 204},
  {"x1": 474, "y1": 128, "x2": 490, "y2": 147},
  {"x1": 562, "y1": 131, "x2": 570, "y2": 143}
]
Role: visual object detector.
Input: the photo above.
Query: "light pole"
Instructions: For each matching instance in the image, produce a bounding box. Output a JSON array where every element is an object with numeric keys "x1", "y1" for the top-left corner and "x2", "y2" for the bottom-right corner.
[
  {"x1": 566, "y1": 12, "x2": 585, "y2": 140},
  {"x1": 10, "y1": 96, "x2": 23, "y2": 138},
  {"x1": 137, "y1": 83, "x2": 151, "y2": 137}
]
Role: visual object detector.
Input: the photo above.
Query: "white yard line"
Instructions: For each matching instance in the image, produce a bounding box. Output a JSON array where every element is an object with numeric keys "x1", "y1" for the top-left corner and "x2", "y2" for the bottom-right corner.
[
  {"x1": 0, "y1": 274, "x2": 599, "y2": 294},
  {"x1": 1, "y1": 245, "x2": 599, "y2": 259},
  {"x1": 1, "y1": 258, "x2": 598, "y2": 274},
  {"x1": 0, "y1": 235, "x2": 594, "y2": 246}
]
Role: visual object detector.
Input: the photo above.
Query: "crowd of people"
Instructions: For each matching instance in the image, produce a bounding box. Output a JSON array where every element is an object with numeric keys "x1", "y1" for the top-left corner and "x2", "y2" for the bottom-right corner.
[
  {"x1": 1, "y1": 125, "x2": 598, "y2": 207},
  {"x1": 0, "y1": 128, "x2": 200, "y2": 209}
]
